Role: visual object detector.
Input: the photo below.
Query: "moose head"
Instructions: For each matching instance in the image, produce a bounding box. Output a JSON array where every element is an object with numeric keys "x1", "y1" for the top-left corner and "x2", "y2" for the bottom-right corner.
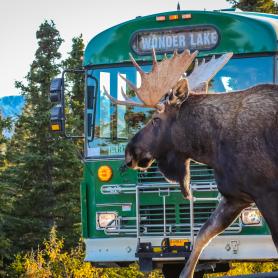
[{"x1": 103, "y1": 49, "x2": 232, "y2": 199}]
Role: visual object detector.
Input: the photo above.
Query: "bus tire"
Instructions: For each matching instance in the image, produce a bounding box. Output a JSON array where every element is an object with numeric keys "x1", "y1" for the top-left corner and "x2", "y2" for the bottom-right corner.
[{"x1": 162, "y1": 264, "x2": 204, "y2": 278}]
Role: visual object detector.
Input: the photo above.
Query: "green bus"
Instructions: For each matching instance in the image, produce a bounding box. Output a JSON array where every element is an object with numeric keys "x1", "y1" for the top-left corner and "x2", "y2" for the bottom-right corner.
[{"x1": 50, "y1": 8, "x2": 278, "y2": 277}]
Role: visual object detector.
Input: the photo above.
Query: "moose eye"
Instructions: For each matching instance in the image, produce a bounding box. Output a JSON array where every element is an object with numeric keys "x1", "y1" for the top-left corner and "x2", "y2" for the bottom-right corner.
[{"x1": 152, "y1": 117, "x2": 161, "y2": 127}]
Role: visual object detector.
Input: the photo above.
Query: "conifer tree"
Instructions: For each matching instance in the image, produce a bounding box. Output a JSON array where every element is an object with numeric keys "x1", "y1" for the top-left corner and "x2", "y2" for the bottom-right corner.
[
  {"x1": 63, "y1": 35, "x2": 85, "y2": 135},
  {"x1": 0, "y1": 114, "x2": 12, "y2": 274},
  {"x1": 0, "y1": 113, "x2": 11, "y2": 166},
  {"x1": 228, "y1": 0, "x2": 278, "y2": 13},
  {"x1": 5, "y1": 20, "x2": 81, "y2": 255}
]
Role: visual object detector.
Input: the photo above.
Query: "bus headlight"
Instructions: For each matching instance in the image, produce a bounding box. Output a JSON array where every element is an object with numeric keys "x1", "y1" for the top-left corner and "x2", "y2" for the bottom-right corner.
[
  {"x1": 97, "y1": 212, "x2": 117, "y2": 229},
  {"x1": 241, "y1": 208, "x2": 262, "y2": 225}
]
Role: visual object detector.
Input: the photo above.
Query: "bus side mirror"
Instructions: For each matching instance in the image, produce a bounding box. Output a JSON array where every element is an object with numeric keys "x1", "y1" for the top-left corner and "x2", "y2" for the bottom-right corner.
[
  {"x1": 50, "y1": 78, "x2": 63, "y2": 102},
  {"x1": 49, "y1": 69, "x2": 85, "y2": 138},
  {"x1": 50, "y1": 104, "x2": 64, "y2": 133}
]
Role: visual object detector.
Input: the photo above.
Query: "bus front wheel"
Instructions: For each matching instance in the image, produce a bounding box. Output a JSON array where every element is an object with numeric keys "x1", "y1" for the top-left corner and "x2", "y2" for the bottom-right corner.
[{"x1": 161, "y1": 264, "x2": 204, "y2": 278}]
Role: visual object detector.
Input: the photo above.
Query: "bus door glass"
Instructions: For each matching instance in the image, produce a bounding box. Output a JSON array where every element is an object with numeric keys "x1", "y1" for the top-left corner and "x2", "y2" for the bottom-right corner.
[{"x1": 86, "y1": 65, "x2": 153, "y2": 157}]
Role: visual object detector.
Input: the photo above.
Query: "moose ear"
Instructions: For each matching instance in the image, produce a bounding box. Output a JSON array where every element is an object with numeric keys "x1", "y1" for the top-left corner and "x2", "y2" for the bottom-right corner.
[
  {"x1": 167, "y1": 79, "x2": 190, "y2": 105},
  {"x1": 174, "y1": 79, "x2": 189, "y2": 97}
]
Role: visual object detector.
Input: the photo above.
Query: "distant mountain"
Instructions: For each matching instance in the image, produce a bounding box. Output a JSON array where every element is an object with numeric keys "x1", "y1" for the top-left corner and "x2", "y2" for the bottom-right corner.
[{"x1": 0, "y1": 95, "x2": 25, "y2": 118}]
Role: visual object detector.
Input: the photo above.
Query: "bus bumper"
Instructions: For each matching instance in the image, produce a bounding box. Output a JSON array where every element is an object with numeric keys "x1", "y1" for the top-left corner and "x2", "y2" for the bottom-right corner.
[{"x1": 84, "y1": 235, "x2": 278, "y2": 262}]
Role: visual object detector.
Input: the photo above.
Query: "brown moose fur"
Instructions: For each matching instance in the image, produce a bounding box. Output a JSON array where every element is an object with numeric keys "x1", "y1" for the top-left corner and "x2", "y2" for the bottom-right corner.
[{"x1": 125, "y1": 83, "x2": 278, "y2": 277}]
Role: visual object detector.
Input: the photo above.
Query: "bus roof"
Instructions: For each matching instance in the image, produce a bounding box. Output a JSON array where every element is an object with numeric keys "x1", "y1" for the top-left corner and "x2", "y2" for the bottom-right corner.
[{"x1": 83, "y1": 10, "x2": 278, "y2": 67}]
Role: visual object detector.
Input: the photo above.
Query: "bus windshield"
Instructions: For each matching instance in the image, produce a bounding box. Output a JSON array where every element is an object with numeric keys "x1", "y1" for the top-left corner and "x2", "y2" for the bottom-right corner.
[{"x1": 87, "y1": 55, "x2": 274, "y2": 157}]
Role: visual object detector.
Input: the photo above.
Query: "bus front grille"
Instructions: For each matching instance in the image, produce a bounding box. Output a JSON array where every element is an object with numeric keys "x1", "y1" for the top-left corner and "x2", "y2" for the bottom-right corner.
[
  {"x1": 139, "y1": 202, "x2": 216, "y2": 236},
  {"x1": 138, "y1": 161, "x2": 217, "y2": 190},
  {"x1": 103, "y1": 162, "x2": 241, "y2": 237},
  {"x1": 139, "y1": 201, "x2": 241, "y2": 236}
]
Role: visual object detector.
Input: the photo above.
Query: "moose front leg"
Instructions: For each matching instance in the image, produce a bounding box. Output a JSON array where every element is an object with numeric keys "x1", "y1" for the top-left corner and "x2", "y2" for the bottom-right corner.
[{"x1": 179, "y1": 197, "x2": 249, "y2": 278}]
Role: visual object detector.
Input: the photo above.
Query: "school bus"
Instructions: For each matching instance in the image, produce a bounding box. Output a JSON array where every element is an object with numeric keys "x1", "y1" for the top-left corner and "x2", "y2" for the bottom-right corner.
[{"x1": 50, "y1": 8, "x2": 278, "y2": 278}]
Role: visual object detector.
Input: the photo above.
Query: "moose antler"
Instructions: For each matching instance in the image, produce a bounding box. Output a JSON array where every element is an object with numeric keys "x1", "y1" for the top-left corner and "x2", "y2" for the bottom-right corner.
[
  {"x1": 103, "y1": 48, "x2": 198, "y2": 108},
  {"x1": 187, "y1": 52, "x2": 233, "y2": 94},
  {"x1": 103, "y1": 86, "x2": 146, "y2": 107}
]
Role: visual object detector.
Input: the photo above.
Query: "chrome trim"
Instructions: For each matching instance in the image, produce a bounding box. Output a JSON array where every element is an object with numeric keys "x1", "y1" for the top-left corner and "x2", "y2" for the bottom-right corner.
[
  {"x1": 101, "y1": 182, "x2": 218, "y2": 195},
  {"x1": 190, "y1": 187, "x2": 194, "y2": 247},
  {"x1": 103, "y1": 216, "x2": 137, "y2": 235},
  {"x1": 96, "y1": 203, "x2": 132, "y2": 207},
  {"x1": 163, "y1": 195, "x2": 167, "y2": 236},
  {"x1": 101, "y1": 184, "x2": 136, "y2": 194},
  {"x1": 103, "y1": 183, "x2": 242, "y2": 237},
  {"x1": 136, "y1": 186, "x2": 140, "y2": 238}
]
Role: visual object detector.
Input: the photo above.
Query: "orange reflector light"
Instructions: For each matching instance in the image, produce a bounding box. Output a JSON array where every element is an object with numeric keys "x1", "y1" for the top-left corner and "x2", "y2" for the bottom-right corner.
[
  {"x1": 169, "y1": 15, "x2": 179, "y2": 20},
  {"x1": 97, "y1": 165, "x2": 113, "y2": 182},
  {"x1": 51, "y1": 123, "x2": 61, "y2": 131},
  {"x1": 156, "y1": 16, "x2": 166, "y2": 21},
  {"x1": 182, "y1": 14, "x2": 192, "y2": 19}
]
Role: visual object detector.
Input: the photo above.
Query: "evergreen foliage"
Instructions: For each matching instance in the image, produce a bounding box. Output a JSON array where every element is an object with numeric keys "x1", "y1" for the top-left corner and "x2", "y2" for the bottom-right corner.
[
  {"x1": 62, "y1": 35, "x2": 85, "y2": 136},
  {"x1": 0, "y1": 113, "x2": 11, "y2": 165},
  {"x1": 0, "y1": 114, "x2": 12, "y2": 274},
  {"x1": 3, "y1": 21, "x2": 82, "y2": 259},
  {"x1": 228, "y1": 0, "x2": 278, "y2": 13}
]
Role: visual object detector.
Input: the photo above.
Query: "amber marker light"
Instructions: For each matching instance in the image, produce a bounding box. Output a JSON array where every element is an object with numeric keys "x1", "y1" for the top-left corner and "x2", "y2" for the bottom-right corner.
[
  {"x1": 182, "y1": 14, "x2": 192, "y2": 19},
  {"x1": 156, "y1": 16, "x2": 166, "y2": 21},
  {"x1": 169, "y1": 14, "x2": 179, "y2": 20},
  {"x1": 51, "y1": 123, "x2": 61, "y2": 131},
  {"x1": 97, "y1": 165, "x2": 113, "y2": 182}
]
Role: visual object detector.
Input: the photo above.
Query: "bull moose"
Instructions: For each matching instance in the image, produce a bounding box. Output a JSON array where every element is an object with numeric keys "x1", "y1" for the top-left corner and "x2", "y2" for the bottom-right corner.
[{"x1": 103, "y1": 49, "x2": 278, "y2": 278}]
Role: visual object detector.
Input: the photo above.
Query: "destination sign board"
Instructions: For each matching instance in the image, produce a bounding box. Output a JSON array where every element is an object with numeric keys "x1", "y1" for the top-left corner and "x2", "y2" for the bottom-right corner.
[{"x1": 130, "y1": 26, "x2": 219, "y2": 55}]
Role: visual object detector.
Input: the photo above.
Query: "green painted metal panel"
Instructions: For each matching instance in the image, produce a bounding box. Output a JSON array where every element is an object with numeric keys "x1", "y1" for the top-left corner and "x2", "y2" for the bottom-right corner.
[
  {"x1": 84, "y1": 10, "x2": 278, "y2": 66},
  {"x1": 80, "y1": 181, "x2": 88, "y2": 237},
  {"x1": 83, "y1": 160, "x2": 137, "y2": 238},
  {"x1": 82, "y1": 159, "x2": 270, "y2": 238}
]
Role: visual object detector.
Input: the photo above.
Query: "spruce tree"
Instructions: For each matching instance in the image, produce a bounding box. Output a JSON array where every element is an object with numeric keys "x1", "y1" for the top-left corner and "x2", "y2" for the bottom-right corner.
[
  {"x1": 0, "y1": 114, "x2": 12, "y2": 274},
  {"x1": 228, "y1": 0, "x2": 278, "y2": 13},
  {"x1": 63, "y1": 35, "x2": 85, "y2": 135},
  {"x1": 5, "y1": 20, "x2": 81, "y2": 254}
]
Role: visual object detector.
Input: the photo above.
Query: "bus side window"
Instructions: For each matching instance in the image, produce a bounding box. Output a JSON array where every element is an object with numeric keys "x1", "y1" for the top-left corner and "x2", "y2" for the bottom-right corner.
[
  {"x1": 87, "y1": 85, "x2": 95, "y2": 109},
  {"x1": 86, "y1": 85, "x2": 95, "y2": 140},
  {"x1": 87, "y1": 113, "x2": 92, "y2": 138}
]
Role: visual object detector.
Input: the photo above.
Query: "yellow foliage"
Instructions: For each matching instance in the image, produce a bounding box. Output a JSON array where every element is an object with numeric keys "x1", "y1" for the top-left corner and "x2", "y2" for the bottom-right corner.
[
  {"x1": 10, "y1": 226, "x2": 162, "y2": 278},
  {"x1": 206, "y1": 261, "x2": 278, "y2": 277}
]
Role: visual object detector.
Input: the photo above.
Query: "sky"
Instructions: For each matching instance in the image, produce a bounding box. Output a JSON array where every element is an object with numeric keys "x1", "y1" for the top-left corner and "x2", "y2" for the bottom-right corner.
[{"x1": 0, "y1": 0, "x2": 235, "y2": 97}]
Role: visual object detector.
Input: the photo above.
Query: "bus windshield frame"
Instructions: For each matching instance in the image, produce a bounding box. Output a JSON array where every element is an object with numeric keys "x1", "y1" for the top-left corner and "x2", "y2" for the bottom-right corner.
[{"x1": 86, "y1": 54, "x2": 275, "y2": 159}]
